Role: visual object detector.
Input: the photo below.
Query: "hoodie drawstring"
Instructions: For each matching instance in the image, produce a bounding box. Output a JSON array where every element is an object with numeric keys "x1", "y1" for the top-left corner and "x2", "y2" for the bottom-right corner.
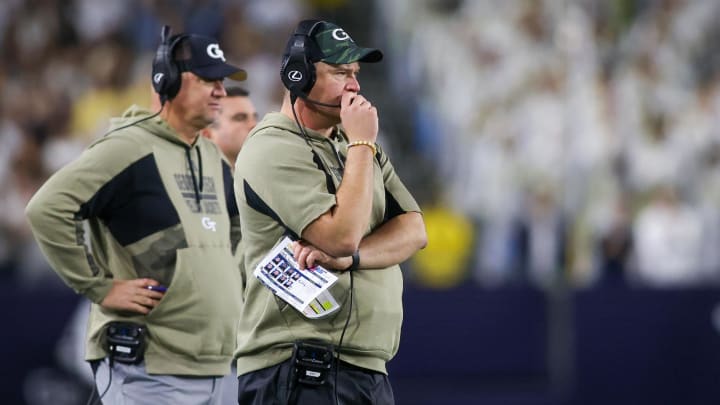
[{"x1": 185, "y1": 146, "x2": 204, "y2": 210}]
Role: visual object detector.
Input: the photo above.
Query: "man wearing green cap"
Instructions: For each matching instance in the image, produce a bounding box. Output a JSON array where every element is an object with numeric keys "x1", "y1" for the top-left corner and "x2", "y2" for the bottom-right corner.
[{"x1": 233, "y1": 19, "x2": 427, "y2": 404}]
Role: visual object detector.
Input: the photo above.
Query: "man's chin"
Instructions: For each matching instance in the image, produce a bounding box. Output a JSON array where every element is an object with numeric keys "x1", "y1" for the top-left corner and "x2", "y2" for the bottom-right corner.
[{"x1": 192, "y1": 116, "x2": 215, "y2": 131}]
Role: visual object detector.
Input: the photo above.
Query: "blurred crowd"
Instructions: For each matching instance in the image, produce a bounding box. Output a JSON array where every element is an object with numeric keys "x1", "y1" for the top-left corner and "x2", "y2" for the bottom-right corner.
[
  {"x1": 387, "y1": 0, "x2": 720, "y2": 289},
  {"x1": 3, "y1": 0, "x2": 720, "y2": 291}
]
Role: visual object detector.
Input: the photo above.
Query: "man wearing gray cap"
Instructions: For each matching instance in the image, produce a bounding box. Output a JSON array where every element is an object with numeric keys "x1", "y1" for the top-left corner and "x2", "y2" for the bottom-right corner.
[
  {"x1": 26, "y1": 27, "x2": 246, "y2": 404},
  {"x1": 233, "y1": 19, "x2": 427, "y2": 404}
]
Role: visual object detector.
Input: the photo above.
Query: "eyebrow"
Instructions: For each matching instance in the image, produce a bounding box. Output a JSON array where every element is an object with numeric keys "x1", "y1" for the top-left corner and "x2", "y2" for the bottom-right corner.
[{"x1": 331, "y1": 67, "x2": 360, "y2": 77}]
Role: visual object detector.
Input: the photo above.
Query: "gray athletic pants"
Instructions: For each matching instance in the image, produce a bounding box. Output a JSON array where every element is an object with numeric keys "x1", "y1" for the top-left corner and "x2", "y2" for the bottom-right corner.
[
  {"x1": 92, "y1": 359, "x2": 236, "y2": 405},
  {"x1": 237, "y1": 357, "x2": 394, "y2": 405}
]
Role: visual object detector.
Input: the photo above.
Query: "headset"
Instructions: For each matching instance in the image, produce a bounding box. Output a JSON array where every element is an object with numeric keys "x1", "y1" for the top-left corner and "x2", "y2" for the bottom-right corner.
[
  {"x1": 280, "y1": 20, "x2": 339, "y2": 108},
  {"x1": 152, "y1": 25, "x2": 188, "y2": 105},
  {"x1": 281, "y1": 20, "x2": 322, "y2": 100}
]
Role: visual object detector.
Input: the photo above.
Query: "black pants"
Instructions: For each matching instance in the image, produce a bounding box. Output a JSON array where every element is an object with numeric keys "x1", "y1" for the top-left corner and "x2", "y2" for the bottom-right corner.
[{"x1": 237, "y1": 358, "x2": 394, "y2": 405}]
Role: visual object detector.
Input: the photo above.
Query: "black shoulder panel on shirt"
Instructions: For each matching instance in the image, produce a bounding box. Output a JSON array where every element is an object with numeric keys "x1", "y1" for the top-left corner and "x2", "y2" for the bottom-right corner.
[
  {"x1": 223, "y1": 161, "x2": 238, "y2": 217},
  {"x1": 311, "y1": 150, "x2": 336, "y2": 194},
  {"x1": 79, "y1": 154, "x2": 180, "y2": 246},
  {"x1": 384, "y1": 188, "x2": 405, "y2": 222},
  {"x1": 243, "y1": 179, "x2": 299, "y2": 240}
]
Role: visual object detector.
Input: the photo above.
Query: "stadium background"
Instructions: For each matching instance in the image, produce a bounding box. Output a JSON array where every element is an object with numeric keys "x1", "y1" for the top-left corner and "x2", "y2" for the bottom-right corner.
[{"x1": 3, "y1": 0, "x2": 720, "y2": 404}]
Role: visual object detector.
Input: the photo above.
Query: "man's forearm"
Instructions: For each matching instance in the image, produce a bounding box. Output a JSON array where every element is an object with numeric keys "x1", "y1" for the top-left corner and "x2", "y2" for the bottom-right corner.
[{"x1": 355, "y1": 211, "x2": 427, "y2": 269}]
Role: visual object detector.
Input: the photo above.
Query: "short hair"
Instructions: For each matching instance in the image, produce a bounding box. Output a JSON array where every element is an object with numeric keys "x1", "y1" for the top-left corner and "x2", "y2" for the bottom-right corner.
[{"x1": 226, "y1": 86, "x2": 249, "y2": 97}]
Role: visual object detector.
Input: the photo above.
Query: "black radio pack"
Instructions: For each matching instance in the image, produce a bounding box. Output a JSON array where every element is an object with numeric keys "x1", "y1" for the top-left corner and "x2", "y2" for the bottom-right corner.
[
  {"x1": 105, "y1": 322, "x2": 146, "y2": 365},
  {"x1": 292, "y1": 340, "x2": 335, "y2": 386}
]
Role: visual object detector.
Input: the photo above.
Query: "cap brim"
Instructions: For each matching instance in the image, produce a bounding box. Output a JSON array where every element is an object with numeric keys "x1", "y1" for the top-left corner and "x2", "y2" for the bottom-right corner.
[
  {"x1": 191, "y1": 63, "x2": 247, "y2": 81},
  {"x1": 322, "y1": 47, "x2": 383, "y2": 64}
]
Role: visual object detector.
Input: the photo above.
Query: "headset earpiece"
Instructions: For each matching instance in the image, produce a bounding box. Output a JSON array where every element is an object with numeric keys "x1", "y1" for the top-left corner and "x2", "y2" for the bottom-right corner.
[
  {"x1": 280, "y1": 20, "x2": 323, "y2": 101},
  {"x1": 152, "y1": 26, "x2": 186, "y2": 104}
]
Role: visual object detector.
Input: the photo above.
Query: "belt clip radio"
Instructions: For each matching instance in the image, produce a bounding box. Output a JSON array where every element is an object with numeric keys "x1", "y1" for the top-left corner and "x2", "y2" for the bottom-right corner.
[
  {"x1": 105, "y1": 322, "x2": 146, "y2": 365},
  {"x1": 292, "y1": 340, "x2": 334, "y2": 386}
]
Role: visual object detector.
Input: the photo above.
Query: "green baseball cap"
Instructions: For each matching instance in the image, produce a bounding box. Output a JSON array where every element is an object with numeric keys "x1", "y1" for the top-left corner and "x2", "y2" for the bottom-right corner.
[{"x1": 311, "y1": 21, "x2": 383, "y2": 64}]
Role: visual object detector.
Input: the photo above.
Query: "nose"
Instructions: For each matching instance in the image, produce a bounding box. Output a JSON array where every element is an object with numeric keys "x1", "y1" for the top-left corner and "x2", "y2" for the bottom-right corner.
[
  {"x1": 346, "y1": 76, "x2": 360, "y2": 93},
  {"x1": 213, "y1": 80, "x2": 227, "y2": 97}
]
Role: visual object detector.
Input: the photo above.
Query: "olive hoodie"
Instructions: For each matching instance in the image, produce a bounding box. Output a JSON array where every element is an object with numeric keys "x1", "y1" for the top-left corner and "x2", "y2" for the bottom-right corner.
[
  {"x1": 25, "y1": 106, "x2": 242, "y2": 376},
  {"x1": 234, "y1": 112, "x2": 421, "y2": 375}
]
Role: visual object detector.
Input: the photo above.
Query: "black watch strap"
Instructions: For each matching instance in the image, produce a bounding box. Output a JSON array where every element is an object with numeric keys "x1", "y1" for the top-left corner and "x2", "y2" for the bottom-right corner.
[{"x1": 344, "y1": 250, "x2": 360, "y2": 272}]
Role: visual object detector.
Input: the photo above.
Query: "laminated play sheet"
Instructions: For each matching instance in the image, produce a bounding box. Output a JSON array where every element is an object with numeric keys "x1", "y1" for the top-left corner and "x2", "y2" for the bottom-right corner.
[{"x1": 254, "y1": 236, "x2": 340, "y2": 318}]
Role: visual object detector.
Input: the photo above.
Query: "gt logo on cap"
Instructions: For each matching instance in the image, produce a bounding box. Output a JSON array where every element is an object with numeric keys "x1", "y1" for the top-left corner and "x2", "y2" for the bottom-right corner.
[
  {"x1": 288, "y1": 70, "x2": 303, "y2": 82},
  {"x1": 206, "y1": 44, "x2": 226, "y2": 62},
  {"x1": 332, "y1": 29, "x2": 351, "y2": 41},
  {"x1": 153, "y1": 73, "x2": 164, "y2": 84}
]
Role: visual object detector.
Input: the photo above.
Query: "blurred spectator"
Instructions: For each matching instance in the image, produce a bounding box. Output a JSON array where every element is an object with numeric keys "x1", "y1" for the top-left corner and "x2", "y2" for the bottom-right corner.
[
  {"x1": 461, "y1": 132, "x2": 522, "y2": 286},
  {"x1": 696, "y1": 141, "x2": 720, "y2": 282},
  {"x1": 631, "y1": 185, "x2": 704, "y2": 287},
  {"x1": 0, "y1": 131, "x2": 56, "y2": 285},
  {"x1": 411, "y1": 203, "x2": 474, "y2": 288},
  {"x1": 510, "y1": 185, "x2": 567, "y2": 288},
  {"x1": 200, "y1": 86, "x2": 258, "y2": 165},
  {"x1": 71, "y1": 0, "x2": 130, "y2": 42},
  {"x1": 597, "y1": 197, "x2": 634, "y2": 286},
  {"x1": 69, "y1": 38, "x2": 151, "y2": 143}
]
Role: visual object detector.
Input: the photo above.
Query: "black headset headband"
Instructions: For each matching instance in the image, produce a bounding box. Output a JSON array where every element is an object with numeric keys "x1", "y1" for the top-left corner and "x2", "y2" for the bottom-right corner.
[
  {"x1": 280, "y1": 20, "x2": 324, "y2": 100},
  {"x1": 152, "y1": 26, "x2": 188, "y2": 104}
]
